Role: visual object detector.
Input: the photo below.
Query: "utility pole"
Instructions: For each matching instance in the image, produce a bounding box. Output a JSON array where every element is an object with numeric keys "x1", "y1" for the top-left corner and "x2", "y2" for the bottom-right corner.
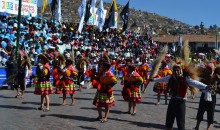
[{"x1": 16, "y1": 0, "x2": 22, "y2": 61}]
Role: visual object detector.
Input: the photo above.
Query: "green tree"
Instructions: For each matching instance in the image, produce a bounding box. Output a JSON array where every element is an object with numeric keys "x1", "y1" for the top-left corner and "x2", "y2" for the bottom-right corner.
[{"x1": 200, "y1": 21, "x2": 205, "y2": 34}]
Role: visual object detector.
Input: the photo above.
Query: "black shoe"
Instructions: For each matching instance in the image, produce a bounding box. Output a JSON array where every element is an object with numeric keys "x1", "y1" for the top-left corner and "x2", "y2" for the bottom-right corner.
[
  {"x1": 127, "y1": 111, "x2": 131, "y2": 114},
  {"x1": 96, "y1": 116, "x2": 102, "y2": 121},
  {"x1": 37, "y1": 107, "x2": 43, "y2": 110}
]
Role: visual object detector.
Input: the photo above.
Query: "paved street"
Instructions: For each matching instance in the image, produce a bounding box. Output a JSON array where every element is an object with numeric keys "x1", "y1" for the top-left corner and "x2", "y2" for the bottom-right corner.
[{"x1": 0, "y1": 82, "x2": 220, "y2": 130}]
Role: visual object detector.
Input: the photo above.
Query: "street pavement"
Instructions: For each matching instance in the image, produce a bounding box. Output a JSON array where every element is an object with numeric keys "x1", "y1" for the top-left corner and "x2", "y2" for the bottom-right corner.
[{"x1": 0, "y1": 81, "x2": 220, "y2": 130}]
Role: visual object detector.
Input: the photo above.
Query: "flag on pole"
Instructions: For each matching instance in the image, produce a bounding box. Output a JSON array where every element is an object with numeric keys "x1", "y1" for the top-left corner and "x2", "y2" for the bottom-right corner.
[
  {"x1": 51, "y1": 0, "x2": 57, "y2": 20},
  {"x1": 78, "y1": 0, "x2": 86, "y2": 33},
  {"x1": 120, "y1": 1, "x2": 129, "y2": 32},
  {"x1": 84, "y1": 0, "x2": 92, "y2": 23},
  {"x1": 56, "y1": 0, "x2": 62, "y2": 23},
  {"x1": 90, "y1": 0, "x2": 97, "y2": 13},
  {"x1": 42, "y1": 0, "x2": 47, "y2": 13},
  {"x1": 103, "y1": 0, "x2": 115, "y2": 30},
  {"x1": 78, "y1": 0, "x2": 86, "y2": 18},
  {"x1": 96, "y1": 0, "x2": 105, "y2": 31},
  {"x1": 87, "y1": 0, "x2": 97, "y2": 25}
]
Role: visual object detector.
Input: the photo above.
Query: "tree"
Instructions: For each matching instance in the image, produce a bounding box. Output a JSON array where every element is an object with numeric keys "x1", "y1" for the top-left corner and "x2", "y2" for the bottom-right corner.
[
  {"x1": 200, "y1": 21, "x2": 205, "y2": 34},
  {"x1": 209, "y1": 25, "x2": 213, "y2": 30}
]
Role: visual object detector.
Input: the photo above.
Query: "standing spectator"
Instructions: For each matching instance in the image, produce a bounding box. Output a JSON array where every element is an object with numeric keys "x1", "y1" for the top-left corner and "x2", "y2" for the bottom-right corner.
[{"x1": 76, "y1": 54, "x2": 89, "y2": 91}]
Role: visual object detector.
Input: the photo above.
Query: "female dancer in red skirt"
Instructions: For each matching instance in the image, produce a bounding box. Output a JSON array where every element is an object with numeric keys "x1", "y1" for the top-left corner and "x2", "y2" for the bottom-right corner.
[
  {"x1": 34, "y1": 54, "x2": 53, "y2": 112},
  {"x1": 93, "y1": 62, "x2": 117, "y2": 123}
]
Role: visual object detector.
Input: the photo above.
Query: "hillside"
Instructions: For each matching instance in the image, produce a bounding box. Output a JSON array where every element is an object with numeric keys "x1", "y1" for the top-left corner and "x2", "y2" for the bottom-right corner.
[{"x1": 38, "y1": 0, "x2": 214, "y2": 36}]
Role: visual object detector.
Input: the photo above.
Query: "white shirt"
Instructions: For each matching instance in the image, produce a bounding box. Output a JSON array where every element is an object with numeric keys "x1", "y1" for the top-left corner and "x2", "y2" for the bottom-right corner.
[{"x1": 154, "y1": 75, "x2": 207, "y2": 90}]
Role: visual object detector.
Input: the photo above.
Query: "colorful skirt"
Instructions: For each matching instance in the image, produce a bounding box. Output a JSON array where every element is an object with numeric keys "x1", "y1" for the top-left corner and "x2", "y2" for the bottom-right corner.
[
  {"x1": 34, "y1": 81, "x2": 54, "y2": 95},
  {"x1": 93, "y1": 91, "x2": 115, "y2": 108},
  {"x1": 63, "y1": 84, "x2": 76, "y2": 94},
  {"x1": 122, "y1": 87, "x2": 131, "y2": 101},
  {"x1": 130, "y1": 90, "x2": 142, "y2": 103},
  {"x1": 153, "y1": 83, "x2": 168, "y2": 94},
  {"x1": 122, "y1": 87, "x2": 142, "y2": 103},
  {"x1": 55, "y1": 85, "x2": 63, "y2": 94}
]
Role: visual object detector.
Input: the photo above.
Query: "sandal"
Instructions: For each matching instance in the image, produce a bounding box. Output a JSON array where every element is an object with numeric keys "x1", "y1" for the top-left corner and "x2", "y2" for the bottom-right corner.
[
  {"x1": 43, "y1": 108, "x2": 50, "y2": 112},
  {"x1": 100, "y1": 118, "x2": 107, "y2": 123},
  {"x1": 131, "y1": 112, "x2": 136, "y2": 116}
]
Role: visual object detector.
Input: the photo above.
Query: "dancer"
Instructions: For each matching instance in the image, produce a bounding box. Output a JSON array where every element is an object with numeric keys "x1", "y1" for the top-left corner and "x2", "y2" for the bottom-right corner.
[
  {"x1": 60, "y1": 59, "x2": 78, "y2": 105},
  {"x1": 151, "y1": 64, "x2": 210, "y2": 130},
  {"x1": 194, "y1": 64, "x2": 219, "y2": 130},
  {"x1": 122, "y1": 65, "x2": 143, "y2": 115},
  {"x1": 138, "y1": 59, "x2": 151, "y2": 93},
  {"x1": 153, "y1": 62, "x2": 172, "y2": 105},
  {"x1": 14, "y1": 55, "x2": 31, "y2": 99},
  {"x1": 93, "y1": 62, "x2": 117, "y2": 123},
  {"x1": 34, "y1": 54, "x2": 53, "y2": 112}
]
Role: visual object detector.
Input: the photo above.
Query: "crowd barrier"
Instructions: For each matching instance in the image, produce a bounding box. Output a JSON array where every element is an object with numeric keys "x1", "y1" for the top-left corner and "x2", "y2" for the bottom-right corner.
[{"x1": 0, "y1": 64, "x2": 152, "y2": 87}]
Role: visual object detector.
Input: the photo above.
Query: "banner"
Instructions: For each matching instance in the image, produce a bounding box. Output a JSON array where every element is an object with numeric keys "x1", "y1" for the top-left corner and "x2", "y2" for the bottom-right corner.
[{"x1": 0, "y1": 0, "x2": 38, "y2": 16}]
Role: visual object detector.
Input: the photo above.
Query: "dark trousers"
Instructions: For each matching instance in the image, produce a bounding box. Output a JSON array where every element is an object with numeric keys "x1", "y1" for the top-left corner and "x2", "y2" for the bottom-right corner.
[
  {"x1": 196, "y1": 93, "x2": 216, "y2": 124},
  {"x1": 166, "y1": 99, "x2": 186, "y2": 130}
]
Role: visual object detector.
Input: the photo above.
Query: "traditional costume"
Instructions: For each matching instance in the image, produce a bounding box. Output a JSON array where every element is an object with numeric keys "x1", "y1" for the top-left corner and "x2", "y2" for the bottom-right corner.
[
  {"x1": 93, "y1": 64, "x2": 117, "y2": 107},
  {"x1": 34, "y1": 54, "x2": 53, "y2": 95},
  {"x1": 60, "y1": 59, "x2": 78, "y2": 94},
  {"x1": 52, "y1": 54, "x2": 65, "y2": 94},
  {"x1": 137, "y1": 60, "x2": 151, "y2": 91}
]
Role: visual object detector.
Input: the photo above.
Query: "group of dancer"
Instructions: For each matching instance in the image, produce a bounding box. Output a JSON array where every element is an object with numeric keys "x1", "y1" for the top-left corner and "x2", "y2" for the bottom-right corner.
[{"x1": 9, "y1": 45, "x2": 220, "y2": 130}]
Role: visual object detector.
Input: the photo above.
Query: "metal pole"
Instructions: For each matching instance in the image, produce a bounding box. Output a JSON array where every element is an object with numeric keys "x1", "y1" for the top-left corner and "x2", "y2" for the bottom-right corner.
[
  {"x1": 16, "y1": 0, "x2": 22, "y2": 61},
  {"x1": 216, "y1": 34, "x2": 218, "y2": 49}
]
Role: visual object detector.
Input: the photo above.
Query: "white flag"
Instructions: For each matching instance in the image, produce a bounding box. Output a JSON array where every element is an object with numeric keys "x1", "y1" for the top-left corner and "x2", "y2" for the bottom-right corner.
[
  {"x1": 96, "y1": 0, "x2": 105, "y2": 32},
  {"x1": 78, "y1": 0, "x2": 86, "y2": 18},
  {"x1": 90, "y1": 0, "x2": 97, "y2": 14},
  {"x1": 78, "y1": 14, "x2": 85, "y2": 33},
  {"x1": 78, "y1": 0, "x2": 86, "y2": 33}
]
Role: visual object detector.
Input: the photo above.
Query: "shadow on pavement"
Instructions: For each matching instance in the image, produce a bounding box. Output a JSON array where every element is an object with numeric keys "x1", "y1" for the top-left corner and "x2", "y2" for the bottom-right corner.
[
  {"x1": 78, "y1": 126, "x2": 98, "y2": 130},
  {"x1": 22, "y1": 101, "x2": 61, "y2": 106},
  {"x1": 0, "y1": 105, "x2": 34, "y2": 110},
  {"x1": 0, "y1": 95, "x2": 15, "y2": 99},
  {"x1": 40, "y1": 114, "x2": 96, "y2": 122},
  {"x1": 80, "y1": 107, "x2": 125, "y2": 114},
  {"x1": 108, "y1": 117, "x2": 165, "y2": 129}
]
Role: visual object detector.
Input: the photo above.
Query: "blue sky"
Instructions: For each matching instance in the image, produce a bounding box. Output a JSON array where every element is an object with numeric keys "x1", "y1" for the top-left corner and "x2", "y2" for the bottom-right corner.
[{"x1": 39, "y1": 0, "x2": 220, "y2": 27}]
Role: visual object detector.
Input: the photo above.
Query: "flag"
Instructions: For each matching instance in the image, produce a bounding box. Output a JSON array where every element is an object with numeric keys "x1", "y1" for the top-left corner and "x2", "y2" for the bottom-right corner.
[
  {"x1": 56, "y1": 0, "x2": 61, "y2": 22},
  {"x1": 78, "y1": 0, "x2": 86, "y2": 18},
  {"x1": 120, "y1": 1, "x2": 129, "y2": 32},
  {"x1": 51, "y1": 0, "x2": 57, "y2": 20},
  {"x1": 42, "y1": 0, "x2": 47, "y2": 13},
  {"x1": 96, "y1": 0, "x2": 105, "y2": 31},
  {"x1": 103, "y1": 1, "x2": 115, "y2": 30},
  {"x1": 90, "y1": 0, "x2": 97, "y2": 13},
  {"x1": 84, "y1": 0, "x2": 92, "y2": 23},
  {"x1": 87, "y1": 0, "x2": 97, "y2": 25},
  {"x1": 78, "y1": 0, "x2": 86, "y2": 33}
]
